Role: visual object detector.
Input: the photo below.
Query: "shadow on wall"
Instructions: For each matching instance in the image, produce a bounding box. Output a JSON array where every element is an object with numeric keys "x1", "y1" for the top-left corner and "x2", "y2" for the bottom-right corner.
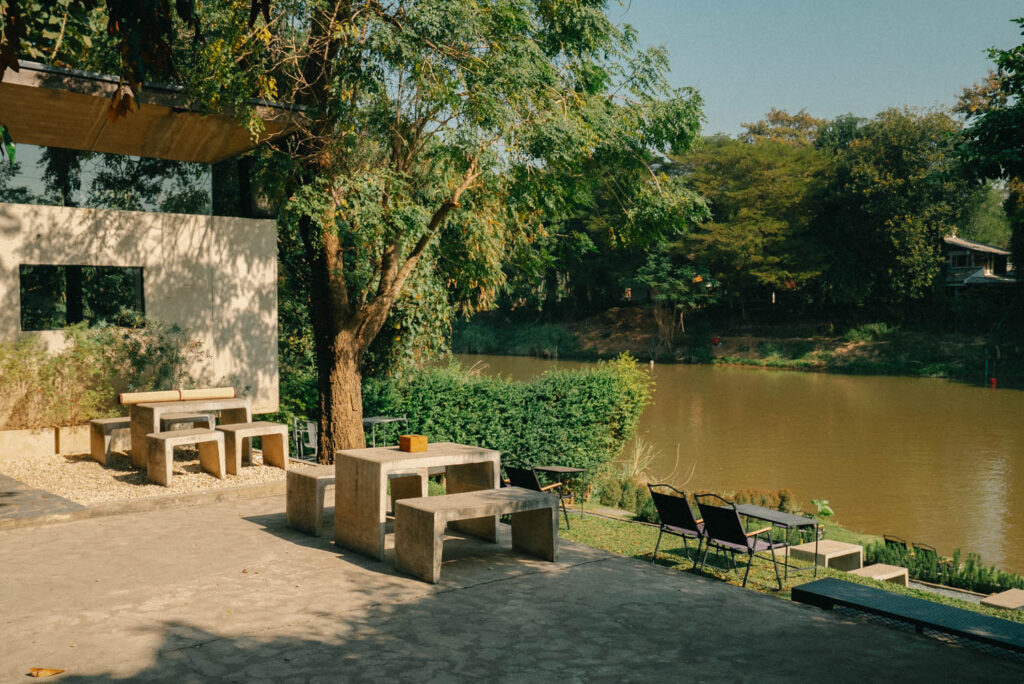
[{"x1": 0, "y1": 202, "x2": 278, "y2": 411}]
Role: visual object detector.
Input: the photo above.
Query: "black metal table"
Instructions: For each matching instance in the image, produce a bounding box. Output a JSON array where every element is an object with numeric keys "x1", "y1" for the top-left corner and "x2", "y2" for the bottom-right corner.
[
  {"x1": 361, "y1": 416, "x2": 409, "y2": 447},
  {"x1": 534, "y1": 465, "x2": 585, "y2": 518},
  {"x1": 735, "y1": 504, "x2": 820, "y2": 579}
]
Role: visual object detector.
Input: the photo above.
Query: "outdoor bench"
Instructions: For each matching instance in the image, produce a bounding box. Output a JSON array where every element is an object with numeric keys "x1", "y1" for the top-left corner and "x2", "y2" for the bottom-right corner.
[
  {"x1": 146, "y1": 428, "x2": 225, "y2": 487},
  {"x1": 394, "y1": 486, "x2": 558, "y2": 584},
  {"x1": 160, "y1": 412, "x2": 215, "y2": 431},
  {"x1": 791, "y1": 577, "x2": 1024, "y2": 656},
  {"x1": 89, "y1": 416, "x2": 131, "y2": 466},
  {"x1": 216, "y1": 421, "x2": 289, "y2": 475}
]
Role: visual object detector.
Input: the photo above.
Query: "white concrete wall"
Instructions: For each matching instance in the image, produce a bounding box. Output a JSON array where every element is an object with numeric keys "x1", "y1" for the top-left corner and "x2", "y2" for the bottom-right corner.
[{"x1": 0, "y1": 203, "x2": 279, "y2": 413}]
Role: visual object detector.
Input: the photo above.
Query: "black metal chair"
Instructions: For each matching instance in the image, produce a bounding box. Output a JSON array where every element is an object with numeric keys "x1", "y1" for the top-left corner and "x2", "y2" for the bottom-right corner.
[
  {"x1": 647, "y1": 484, "x2": 705, "y2": 566},
  {"x1": 504, "y1": 465, "x2": 571, "y2": 529},
  {"x1": 695, "y1": 493, "x2": 786, "y2": 590},
  {"x1": 884, "y1": 534, "x2": 908, "y2": 551}
]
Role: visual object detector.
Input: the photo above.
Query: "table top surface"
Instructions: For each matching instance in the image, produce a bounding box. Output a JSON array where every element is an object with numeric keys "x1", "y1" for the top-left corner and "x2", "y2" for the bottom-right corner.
[
  {"x1": 134, "y1": 397, "x2": 252, "y2": 411},
  {"x1": 790, "y1": 539, "x2": 862, "y2": 554},
  {"x1": 735, "y1": 504, "x2": 817, "y2": 528},
  {"x1": 335, "y1": 441, "x2": 499, "y2": 466},
  {"x1": 534, "y1": 465, "x2": 585, "y2": 474}
]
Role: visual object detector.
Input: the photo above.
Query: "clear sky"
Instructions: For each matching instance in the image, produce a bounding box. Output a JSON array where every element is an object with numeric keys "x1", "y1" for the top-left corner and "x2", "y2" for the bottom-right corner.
[{"x1": 615, "y1": 0, "x2": 1024, "y2": 136}]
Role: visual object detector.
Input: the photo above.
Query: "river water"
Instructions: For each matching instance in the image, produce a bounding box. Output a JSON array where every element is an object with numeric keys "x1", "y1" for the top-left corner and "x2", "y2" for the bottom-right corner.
[{"x1": 457, "y1": 354, "x2": 1024, "y2": 573}]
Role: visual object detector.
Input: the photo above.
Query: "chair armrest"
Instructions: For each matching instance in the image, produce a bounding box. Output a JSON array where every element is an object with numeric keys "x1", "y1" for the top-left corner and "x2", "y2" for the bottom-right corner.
[
  {"x1": 540, "y1": 482, "x2": 562, "y2": 492},
  {"x1": 694, "y1": 518, "x2": 703, "y2": 525},
  {"x1": 745, "y1": 527, "x2": 771, "y2": 537}
]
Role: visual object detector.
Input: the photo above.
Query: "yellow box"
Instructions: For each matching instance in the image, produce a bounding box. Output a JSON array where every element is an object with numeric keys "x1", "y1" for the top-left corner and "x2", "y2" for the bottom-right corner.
[{"x1": 399, "y1": 434, "x2": 428, "y2": 452}]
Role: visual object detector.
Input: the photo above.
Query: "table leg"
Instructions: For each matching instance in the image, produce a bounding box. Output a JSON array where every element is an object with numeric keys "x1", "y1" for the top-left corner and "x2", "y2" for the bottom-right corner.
[
  {"x1": 220, "y1": 407, "x2": 252, "y2": 462},
  {"x1": 129, "y1": 405, "x2": 158, "y2": 468},
  {"x1": 335, "y1": 455, "x2": 388, "y2": 560},
  {"x1": 446, "y1": 458, "x2": 499, "y2": 542}
]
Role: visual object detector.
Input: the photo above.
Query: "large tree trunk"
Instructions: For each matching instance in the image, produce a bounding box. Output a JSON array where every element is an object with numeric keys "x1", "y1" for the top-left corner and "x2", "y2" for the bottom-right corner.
[{"x1": 317, "y1": 332, "x2": 367, "y2": 461}]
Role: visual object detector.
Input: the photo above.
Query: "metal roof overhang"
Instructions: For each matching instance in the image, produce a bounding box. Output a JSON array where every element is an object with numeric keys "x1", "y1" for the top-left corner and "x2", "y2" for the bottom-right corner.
[{"x1": 0, "y1": 61, "x2": 302, "y2": 163}]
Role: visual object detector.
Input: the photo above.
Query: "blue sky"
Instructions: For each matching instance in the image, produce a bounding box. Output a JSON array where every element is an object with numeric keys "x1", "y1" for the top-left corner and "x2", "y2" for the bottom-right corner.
[{"x1": 616, "y1": 0, "x2": 1024, "y2": 135}]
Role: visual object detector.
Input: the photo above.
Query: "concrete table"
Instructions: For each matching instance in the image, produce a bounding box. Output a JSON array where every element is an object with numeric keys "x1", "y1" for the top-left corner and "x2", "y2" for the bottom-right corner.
[
  {"x1": 850, "y1": 563, "x2": 909, "y2": 587},
  {"x1": 788, "y1": 539, "x2": 863, "y2": 571},
  {"x1": 981, "y1": 588, "x2": 1024, "y2": 611},
  {"x1": 128, "y1": 398, "x2": 252, "y2": 467},
  {"x1": 334, "y1": 442, "x2": 500, "y2": 561}
]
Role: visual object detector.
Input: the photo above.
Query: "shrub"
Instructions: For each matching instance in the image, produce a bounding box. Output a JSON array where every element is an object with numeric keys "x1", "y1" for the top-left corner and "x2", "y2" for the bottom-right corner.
[
  {"x1": 865, "y1": 542, "x2": 1024, "y2": 594},
  {"x1": 844, "y1": 322, "x2": 898, "y2": 343},
  {"x1": 363, "y1": 353, "x2": 651, "y2": 486},
  {"x1": 0, "y1": 319, "x2": 208, "y2": 429}
]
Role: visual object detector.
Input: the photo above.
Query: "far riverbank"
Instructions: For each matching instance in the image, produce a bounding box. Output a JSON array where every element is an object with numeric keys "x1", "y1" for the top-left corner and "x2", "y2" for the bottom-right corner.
[{"x1": 454, "y1": 307, "x2": 1024, "y2": 388}]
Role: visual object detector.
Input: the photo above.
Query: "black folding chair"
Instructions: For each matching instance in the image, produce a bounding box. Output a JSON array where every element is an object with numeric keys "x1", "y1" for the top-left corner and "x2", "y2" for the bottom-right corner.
[
  {"x1": 647, "y1": 484, "x2": 705, "y2": 566},
  {"x1": 695, "y1": 493, "x2": 786, "y2": 590},
  {"x1": 504, "y1": 465, "x2": 571, "y2": 529}
]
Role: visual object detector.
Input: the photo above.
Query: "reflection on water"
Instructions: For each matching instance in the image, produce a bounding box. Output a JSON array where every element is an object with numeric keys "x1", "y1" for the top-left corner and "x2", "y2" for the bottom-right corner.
[{"x1": 458, "y1": 354, "x2": 1024, "y2": 573}]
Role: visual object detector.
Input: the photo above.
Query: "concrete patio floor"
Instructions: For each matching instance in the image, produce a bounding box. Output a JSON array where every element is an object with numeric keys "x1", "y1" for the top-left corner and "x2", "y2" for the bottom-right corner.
[{"x1": 2, "y1": 494, "x2": 1022, "y2": 682}]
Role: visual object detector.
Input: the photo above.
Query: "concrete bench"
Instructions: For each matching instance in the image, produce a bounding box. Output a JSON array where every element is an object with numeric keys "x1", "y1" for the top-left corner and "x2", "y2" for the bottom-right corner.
[
  {"x1": 89, "y1": 417, "x2": 131, "y2": 466},
  {"x1": 216, "y1": 422, "x2": 289, "y2": 475},
  {"x1": 146, "y1": 428, "x2": 225, "y2": 487},
  {"x1": 286, "y1": 465, "x2": 335, "y2": 536},
  {"x1": 394, "y1": 487, "x2": 558, "y2": 584},
  {"x1": 849, "y1": 563, "x2": 909, "y2": 587},
  {"x1": 160, "y1": 412, "x2": 215, "y2": 431},
  {"x1": 788, "y1": 539, "x2": 863, "y2": 571}
]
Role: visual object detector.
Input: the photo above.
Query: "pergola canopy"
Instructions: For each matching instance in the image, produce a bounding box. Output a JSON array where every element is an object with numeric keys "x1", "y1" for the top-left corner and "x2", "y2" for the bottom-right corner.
[{"x1": 0, "y1": 61, "x2": 301, "y2": 164}]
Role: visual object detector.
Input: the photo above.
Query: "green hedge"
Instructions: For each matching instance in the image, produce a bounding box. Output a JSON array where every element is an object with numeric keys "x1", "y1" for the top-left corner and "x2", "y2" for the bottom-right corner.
[
  {"x1": 865, "y1": 542, "x2": 1024, "y2": 595},
  {"x1": 363, "y1": 354, "x2": 650, "y2": 483}
]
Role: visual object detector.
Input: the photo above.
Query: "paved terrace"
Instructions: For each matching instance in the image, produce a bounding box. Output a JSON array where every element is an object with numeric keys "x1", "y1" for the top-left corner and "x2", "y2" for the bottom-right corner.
[{"x1": 2, "y1": 494, "x2": 1023, "y2": 682}]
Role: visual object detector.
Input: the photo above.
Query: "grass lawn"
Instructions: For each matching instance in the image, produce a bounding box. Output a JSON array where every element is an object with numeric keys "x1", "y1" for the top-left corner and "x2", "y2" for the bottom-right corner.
[{"x1": 559, "y1": 513, "x2": 1024, "y2": 624}]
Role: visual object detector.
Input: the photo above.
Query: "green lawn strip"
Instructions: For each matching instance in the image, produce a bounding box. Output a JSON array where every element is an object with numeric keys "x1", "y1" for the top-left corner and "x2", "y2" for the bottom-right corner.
[{"x1": 560, "y1": 514, "x2": 1024, "y2": 624}]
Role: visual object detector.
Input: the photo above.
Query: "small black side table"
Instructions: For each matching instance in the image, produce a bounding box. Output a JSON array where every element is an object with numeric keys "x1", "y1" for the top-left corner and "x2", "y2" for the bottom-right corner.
[{"x1": 534, "y1": 465, "x2": 586, "y2": 519}]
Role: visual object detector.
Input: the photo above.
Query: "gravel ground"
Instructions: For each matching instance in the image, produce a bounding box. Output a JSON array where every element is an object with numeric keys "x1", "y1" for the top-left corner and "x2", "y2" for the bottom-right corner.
[{"x1": 0, "y1": 448, "x2": 308, "y2": 505}]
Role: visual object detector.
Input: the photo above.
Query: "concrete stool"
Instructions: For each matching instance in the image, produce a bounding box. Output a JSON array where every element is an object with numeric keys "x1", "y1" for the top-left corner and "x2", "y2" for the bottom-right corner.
[
  {"x1": 160, "y1": 412, "x2": 215, "y2": 431},
  {"x1": 89, "y1": 417, "x2": 131, "y2": 466},
  {"x1": 850, "y1": 563, "x2": 909, "y2": 587},
  {"x1": 286, "y1": 465, "x2": 335, "y2": 536},
  {"x1": 394, "y1": 487, "x2": 558, "y2": 584},
  {"x1": 146, "y1": 428, "x2": 225, "y2": 487},
  {"x1": 981, "y1": 588, "x2": 1024, "y2": 611},
  {"x1": 788, "y1": 539, "x2": 864, "y2": 571},
  {"x1": 216, "y1": 422, "x2": 289, "y2": 475}
]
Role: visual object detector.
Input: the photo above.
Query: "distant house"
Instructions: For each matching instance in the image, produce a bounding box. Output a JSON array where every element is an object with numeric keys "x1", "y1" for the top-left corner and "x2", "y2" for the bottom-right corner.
[{"x1": 943, "y1": 236, "x2": 1016, "y2": 291}]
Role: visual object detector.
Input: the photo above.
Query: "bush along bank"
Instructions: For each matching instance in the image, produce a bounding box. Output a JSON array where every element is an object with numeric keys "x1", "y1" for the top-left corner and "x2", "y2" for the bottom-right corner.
[
  {"x1": 866, "y1": 542, "x2": 1024, "y2": 595},
  {"x1": 363, "y1": 354, "x2": 651, "y2": 486}
]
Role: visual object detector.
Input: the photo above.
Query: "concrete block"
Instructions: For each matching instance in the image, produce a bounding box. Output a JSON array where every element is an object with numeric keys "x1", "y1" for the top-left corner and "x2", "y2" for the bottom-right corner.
[
  {"x1": 216, "y1": 421, "x2": 288, "y2": 475},
  {"x1": 146, "y1": 428, "x2": 225, "y2": 487},
  {"x1": 394, "y1": 487, "x2": 558, "y2": 584},
  {"x1": 850, "y1": 563, "x2": 909, "y2": 587},
  {"x1": 56, "y1": 424, "x2": 91, "y2": 455},
  {"x1": 286, "y1": 465, "x2": 335, "y2": 536},
  {"x1": 0, "y1": 427, "x2": 55, "y2": 460},
  {"x1": 788, "y1": 540, "x2": 863, "y2": 571},
  {"x1": 980, "y1": 588, "x2": 1024, "y2": 611}
]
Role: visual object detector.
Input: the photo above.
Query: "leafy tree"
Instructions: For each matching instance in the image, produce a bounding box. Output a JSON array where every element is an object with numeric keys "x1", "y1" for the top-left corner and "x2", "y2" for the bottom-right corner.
[
  {"x1": 671, "y1": 135, "x2": 827, "y2": 318},
  {"x1": 174, "y1": 1, "x2": 704, "y2": 456},
  {"x1": 815, "y1": 108, "x2": 974, "y2": 310},
  {"x1": 741, "y1": 108, "x2": 824, "y2": 147},
  {"x1": 634, "y1": 243, "x2": 717, "y2": 348},
  {"x1": 960, "y1": 19, "x2": 1024, "y2": 270}
]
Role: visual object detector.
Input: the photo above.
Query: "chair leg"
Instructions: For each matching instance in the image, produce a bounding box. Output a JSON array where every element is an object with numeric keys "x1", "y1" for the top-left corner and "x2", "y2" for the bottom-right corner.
[
  {"x1": 692, "y1": 537, "x2": 704, "y2": 569},
  {"x1": 742, "y1": 552, "x2": 754, "y2": 587},
  {"x1": 651, "y1": 528, "x2": 664, "y2": 563},
  {"x1": 769, "y1": 545, "x2": 782, "y2": 590},
  {"x1": 698, "y1": 540, "x2": 712, "y2": 572},
  {"x1": 560, "y1": 497, "x2": 570, "y2": 530}
]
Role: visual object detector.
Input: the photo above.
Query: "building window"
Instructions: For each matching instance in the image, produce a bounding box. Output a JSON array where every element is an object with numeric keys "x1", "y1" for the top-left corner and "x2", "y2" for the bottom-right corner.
[
  {"x1": 949, "y1": 253, "x2": 971, "y2": 269},
  {"x1": 19, "y1": 265, "x2": 144, "y2": 331}
]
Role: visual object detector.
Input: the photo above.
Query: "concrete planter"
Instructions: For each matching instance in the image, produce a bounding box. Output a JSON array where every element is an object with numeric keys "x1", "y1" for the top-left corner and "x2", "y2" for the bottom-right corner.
[
  {"x1": 56, "y1": 425, "x2": 90, "y2": 455},
  {"x1": 0, "y1": 427, "x2": 56, "y2": 460}
]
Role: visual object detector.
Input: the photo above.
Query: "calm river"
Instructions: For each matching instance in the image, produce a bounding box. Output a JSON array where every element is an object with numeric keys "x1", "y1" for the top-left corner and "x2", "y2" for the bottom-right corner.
[{"x1": 458, "y1": 354, "x2": 1024, "y2": 573}]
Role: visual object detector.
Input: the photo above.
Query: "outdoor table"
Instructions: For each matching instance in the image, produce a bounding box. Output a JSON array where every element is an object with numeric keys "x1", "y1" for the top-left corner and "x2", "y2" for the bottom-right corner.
[
  {"x1": 334, "y1": 442, "x2": 500, "y2": 561},
  {"x1": 735, "y1": 504, "x2": 820, "y2": 579},
  {"x1": 128, "y1": 397, "x2": 253, "y2": 467},
  {"x1": 534, "y1": 465, "x2": 585, "y2": 518}
]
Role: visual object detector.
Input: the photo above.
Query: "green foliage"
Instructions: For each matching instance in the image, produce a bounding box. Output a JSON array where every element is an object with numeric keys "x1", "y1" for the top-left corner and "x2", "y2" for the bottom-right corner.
[
  {"x1": 0, "y1": 317, "x2": 207, "y2": 429},
  {"x1": 843, "y1": 322, "x2": 898, "y2": 343},
  {"x1": 363, "y1": 354, "x2": 651, "y2": 484},
  {"x1": 811, "y1": 499, "x2": 834, "y2": 518},
  {"x1": 815, "y1": 108, "x2": 975, "y2": 308},
  {"x1": 592, "y1": 437, "x2": 660, "y2": 515},
  {"x1": 452, "y1": 318, "x2": 582, "y2": 358},
  {"x1": 865, "y1": 542, "x2": 1024, "y2": 595},
  {"x1": 960, "y1": 184, "x2": 1012, "y2": 247}
]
